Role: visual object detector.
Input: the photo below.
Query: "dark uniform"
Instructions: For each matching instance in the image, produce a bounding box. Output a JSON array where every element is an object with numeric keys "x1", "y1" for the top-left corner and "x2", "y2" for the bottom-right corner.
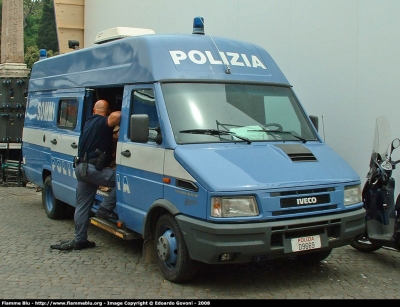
[{"x1": 74, "y1": 114, "x2": 117, "y2": 244}]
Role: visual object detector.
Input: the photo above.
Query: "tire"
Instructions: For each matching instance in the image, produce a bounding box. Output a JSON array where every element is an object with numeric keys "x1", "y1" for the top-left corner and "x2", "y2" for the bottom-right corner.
[
  {"x1": 42, "y1": 176, "x2": 73, "y2": 219},
  {"x1": 154, "y1": 214, "x2": 197, "y2": 283},
  {"x1": 296, "y1": 248, "x2": 333, "y2": 263},
  {"x1": 350, "y1": 232, "x2": 381, "y2": 253}
]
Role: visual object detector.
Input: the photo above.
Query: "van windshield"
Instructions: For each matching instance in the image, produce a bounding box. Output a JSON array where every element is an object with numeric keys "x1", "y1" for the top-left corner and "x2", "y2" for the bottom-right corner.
[{"x1": 161, "y1": 83, "x2": 318, "y2": 144}]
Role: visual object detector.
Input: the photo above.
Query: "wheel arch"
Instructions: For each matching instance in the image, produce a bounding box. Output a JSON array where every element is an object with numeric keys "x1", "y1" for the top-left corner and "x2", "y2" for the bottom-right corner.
[
  {"x1": 42, "y1": 167, "x2": 52, "y2": 184},
  {"x1": 143, "y1": 199, "x2": 180, "y2": 241}
]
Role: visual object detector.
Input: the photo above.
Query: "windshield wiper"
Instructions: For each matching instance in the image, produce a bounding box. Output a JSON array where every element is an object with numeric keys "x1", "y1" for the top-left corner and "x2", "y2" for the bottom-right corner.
[
  {"x1": 262, "y1": 130, "x2": 307, "y2": 143},
  {"x1": 246, "y1": 128, "x2": 307, "y2": 143},
  {"x1": 180, "y1": 129, "x2": 252, "y2": 144}
]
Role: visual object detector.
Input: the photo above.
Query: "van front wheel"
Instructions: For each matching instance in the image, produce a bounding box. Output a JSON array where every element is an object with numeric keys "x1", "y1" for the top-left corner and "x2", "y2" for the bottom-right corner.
[
  {"x1": 42, "y1": 176, "x2": 72, "y2": 219},
  {"x1": 154, "y1": 214, "x2": 197, "y2": 283}
]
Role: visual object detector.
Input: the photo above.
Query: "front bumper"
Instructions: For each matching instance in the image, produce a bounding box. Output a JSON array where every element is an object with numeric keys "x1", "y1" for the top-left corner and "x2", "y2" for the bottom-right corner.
[{"x1": 176, "y1": 207, "x2": 365, "y2": 264}]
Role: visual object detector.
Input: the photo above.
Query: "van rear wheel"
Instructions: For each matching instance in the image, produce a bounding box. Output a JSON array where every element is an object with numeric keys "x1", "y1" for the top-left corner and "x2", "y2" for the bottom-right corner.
[
  {"x1": 42, "y1": 176, "x2": 73, "y2": 219},
  {"x1": 154, "y1": 213, "x2": 197, "y2": 283}
]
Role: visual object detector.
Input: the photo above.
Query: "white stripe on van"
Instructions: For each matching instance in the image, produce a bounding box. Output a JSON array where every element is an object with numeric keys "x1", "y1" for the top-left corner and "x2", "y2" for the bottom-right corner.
[
  {"x1": 23, "y1": 127, "x2": 79, "y2": 156},
  {"x1": 118, "y1": 143, "x2": 195, "y2": 181},
  {"x1": 23, "y1": 127, "x2": 195, "y2": 182},
  {"x1": 22, "y1": 127, "x2": 53, "y2": 149}
]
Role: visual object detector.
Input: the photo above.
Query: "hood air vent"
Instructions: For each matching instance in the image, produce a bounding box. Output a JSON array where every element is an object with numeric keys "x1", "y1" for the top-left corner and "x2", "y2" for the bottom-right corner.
[{"x1": 275, "y1": 144, "x2": 317, "y2": 162}]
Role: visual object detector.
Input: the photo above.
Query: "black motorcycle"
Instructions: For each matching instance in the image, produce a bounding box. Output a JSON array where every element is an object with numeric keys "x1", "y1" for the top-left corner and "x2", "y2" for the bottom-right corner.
[{"x1": 351, "y1": 116, "x2": 400, "y2": 252}]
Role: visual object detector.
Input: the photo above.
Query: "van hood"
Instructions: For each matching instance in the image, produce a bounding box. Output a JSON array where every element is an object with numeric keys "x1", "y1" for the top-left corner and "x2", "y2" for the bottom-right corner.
[{"x1": 174, "y1": 143, "x2": 359, "y2": 192}]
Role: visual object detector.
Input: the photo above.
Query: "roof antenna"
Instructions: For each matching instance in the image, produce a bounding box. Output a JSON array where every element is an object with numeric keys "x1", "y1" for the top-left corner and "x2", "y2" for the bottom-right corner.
[{"x1": 192, "y1": 16, "x2": 231, "y2": 74}]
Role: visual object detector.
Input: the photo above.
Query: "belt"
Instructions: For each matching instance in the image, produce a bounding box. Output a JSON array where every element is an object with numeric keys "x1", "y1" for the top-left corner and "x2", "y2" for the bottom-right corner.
[{"x1": 77, "y1": 157, "x2": 97, "y2": 165}]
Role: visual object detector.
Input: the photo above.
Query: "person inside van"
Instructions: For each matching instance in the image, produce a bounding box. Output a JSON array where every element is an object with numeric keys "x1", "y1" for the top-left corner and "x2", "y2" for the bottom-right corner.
[
  {"x1": 50, "y1": 99, "x2": 121, "y2": 250},
  {"x1": 99, "y1": 124, "x2": 119, "y2": 191}
]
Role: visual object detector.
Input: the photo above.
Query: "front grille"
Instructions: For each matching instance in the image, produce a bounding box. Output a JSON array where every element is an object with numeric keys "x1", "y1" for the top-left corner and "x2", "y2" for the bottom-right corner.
[
  {"x1": 272, "y1": 204, "x2": 337, "y2": 216},
  {"x1": 281, "y1": 194, "x2": 331, "y2": 208},
  {"x1": 270, "y1": 187, "x2": 335, "y2": 216},
  {"x1": 271, "y1": 187, "x2": 334, "y2": 197}
]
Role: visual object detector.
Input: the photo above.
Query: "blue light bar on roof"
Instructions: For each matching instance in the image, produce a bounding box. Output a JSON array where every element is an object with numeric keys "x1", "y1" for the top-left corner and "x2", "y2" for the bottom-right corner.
[
  {"x1": 193, "y1": 17, "x2": 204, "y2": 35},
  {"x1": 39, "y1": 49, "x2": 47, "y2": 60}
]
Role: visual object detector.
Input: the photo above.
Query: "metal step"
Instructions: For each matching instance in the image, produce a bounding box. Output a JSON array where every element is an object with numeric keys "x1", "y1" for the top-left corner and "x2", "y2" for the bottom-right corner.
[{"x1": 90, "y1": 217, "x2": 141, "y2": 240}]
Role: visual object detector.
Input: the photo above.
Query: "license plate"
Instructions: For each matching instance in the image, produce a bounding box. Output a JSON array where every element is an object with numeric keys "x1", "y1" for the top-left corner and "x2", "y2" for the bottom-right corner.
[{"x1": 291, "y1": 235, "x2": 321, "y2": 252}]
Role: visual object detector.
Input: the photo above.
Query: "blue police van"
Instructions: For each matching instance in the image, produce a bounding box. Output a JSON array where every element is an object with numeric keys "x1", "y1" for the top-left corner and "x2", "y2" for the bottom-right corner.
[{"x1": 22, "y1": 17, "x2": 365, "y2": 283}]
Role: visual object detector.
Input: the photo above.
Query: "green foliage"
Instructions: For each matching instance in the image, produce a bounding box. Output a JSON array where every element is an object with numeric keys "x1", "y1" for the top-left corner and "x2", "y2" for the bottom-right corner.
[
  {"x1": 24, "y1": 0, "x2": 60, "y2": 70},
  {"x1": 24, "y1": 0, "x2": 43, "y2": 51},
  {"x1": 36, "y1": 0, "x2": 58, "y2": 52},
  {"x1": 24, "y1": 45, "x2": 39, "y2": 69}
]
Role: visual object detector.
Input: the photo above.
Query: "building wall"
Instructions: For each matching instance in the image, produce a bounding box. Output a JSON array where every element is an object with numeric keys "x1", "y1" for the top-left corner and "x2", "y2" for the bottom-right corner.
[
  {"x1": 84, "y1": 0, "x2": 400, "y2": 189},
  {"x1": 54, "y1": 0, "x2": 84, "y2": 54}
]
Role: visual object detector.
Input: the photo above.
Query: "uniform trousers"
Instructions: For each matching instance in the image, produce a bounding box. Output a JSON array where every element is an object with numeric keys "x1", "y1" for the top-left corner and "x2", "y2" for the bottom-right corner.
[{"x1": 74, "y1": 163, "x2": 117, "y2": 243}]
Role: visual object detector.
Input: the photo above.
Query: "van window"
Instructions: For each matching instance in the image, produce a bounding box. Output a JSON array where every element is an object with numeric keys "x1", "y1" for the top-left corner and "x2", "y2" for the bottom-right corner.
[
  {"x1": 130, "y1": 89, "x2": 159, "y2": 141},
  {"x1": 58, "y1": 98, "x2": 78, "y2": 129}
]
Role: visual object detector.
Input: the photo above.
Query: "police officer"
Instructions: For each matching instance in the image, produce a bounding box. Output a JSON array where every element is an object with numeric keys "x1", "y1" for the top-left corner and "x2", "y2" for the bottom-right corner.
[{"x1": 51, "y1": 99, "x2": 121, "y2": 250}]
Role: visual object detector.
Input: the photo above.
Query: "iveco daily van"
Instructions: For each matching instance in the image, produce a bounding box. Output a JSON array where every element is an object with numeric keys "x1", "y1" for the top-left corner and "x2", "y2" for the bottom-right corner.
[{"x1": 22, "y1": 17, "x2": 365, "y2": 282}]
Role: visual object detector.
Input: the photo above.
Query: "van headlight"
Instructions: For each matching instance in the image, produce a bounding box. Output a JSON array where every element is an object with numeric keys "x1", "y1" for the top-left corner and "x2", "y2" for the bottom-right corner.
[
  {"x1": 211, "y1": 196, "x2": 259, "y2": 217},
  {"x1": 344, "y1": 184, "x2": 362, "y2": 206}
]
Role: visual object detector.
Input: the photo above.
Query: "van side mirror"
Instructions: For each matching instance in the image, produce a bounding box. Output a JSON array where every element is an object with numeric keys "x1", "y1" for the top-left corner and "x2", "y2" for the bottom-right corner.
[
  {"x1": 130, "y1": 114, "x2": 149, "y2": 143},
  {"x1": 309, "y1": 115, "x2": 318, "y2": 131}
]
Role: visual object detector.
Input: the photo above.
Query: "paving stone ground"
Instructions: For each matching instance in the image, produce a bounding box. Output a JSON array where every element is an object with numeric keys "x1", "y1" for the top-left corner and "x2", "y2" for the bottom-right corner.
[{"x1": 1, "y1": 184, "x2": 400, "y2": 300}]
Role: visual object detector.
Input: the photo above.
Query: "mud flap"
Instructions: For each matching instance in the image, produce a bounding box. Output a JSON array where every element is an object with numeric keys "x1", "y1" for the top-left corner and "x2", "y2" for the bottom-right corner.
[{"x1": 142, "y1": 239, "x2": 157, "y2": 263}]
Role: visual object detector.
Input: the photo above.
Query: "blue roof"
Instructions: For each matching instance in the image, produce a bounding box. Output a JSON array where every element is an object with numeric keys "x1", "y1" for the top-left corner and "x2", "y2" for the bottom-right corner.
[{"x1": 29, "y1": 34, "x2": 290, "y2": 92}]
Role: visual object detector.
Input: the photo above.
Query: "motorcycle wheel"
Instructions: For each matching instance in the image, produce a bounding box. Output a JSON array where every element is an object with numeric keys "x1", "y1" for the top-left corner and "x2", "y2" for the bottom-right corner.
[
  {"x1": 296, "y1": 248, "x2": 332, "y2": 263},
  {"x1": 350, "y1": 232, "x2": 381, "y2": 253}
]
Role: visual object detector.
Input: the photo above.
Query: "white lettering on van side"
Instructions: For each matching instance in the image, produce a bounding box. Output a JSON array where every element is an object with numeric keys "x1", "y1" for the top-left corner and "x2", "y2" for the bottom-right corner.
[
  {"x1": 116, "y1": 174, "x2": 121, "y2": 191},
  {"x1": 61, "y1": 160, "x2": 73, "y2": 177},
  {"x1": 123, "y1": 176, "x2": 131, "y2": 194},
  {"x1": 116, "y1": 174, "x2": 131, "y2": 194},
  {"x1": 57, "y1": 160, "x2": 62, "y2": 173},
  {"x1": 169, "y1": 50, "x2": 267, "y2": 69},
  {"x1": 51, "y1": 158, "x2": 76, "y2": 179},
  {"x1": 37, "y1": 101, "x2": 55, "y2": 122}
]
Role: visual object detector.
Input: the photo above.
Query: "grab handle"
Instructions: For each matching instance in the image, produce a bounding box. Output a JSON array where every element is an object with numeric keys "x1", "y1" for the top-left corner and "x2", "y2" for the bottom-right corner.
[{"x1": 121, "y1": 150, "x2": 131, "y2": 157}]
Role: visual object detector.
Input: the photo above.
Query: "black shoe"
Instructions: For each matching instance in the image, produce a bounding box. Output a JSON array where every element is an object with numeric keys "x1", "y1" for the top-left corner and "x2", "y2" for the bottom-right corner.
[
  {"x1": 73, "y1": 240, "x2": 96, "y2": 250},
  {"x1": 50, "y1": 239, "x2": 75, "y2": 250},
  {"x1": 96, "y1": 207, "x2": 118, "y2": 221}
]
